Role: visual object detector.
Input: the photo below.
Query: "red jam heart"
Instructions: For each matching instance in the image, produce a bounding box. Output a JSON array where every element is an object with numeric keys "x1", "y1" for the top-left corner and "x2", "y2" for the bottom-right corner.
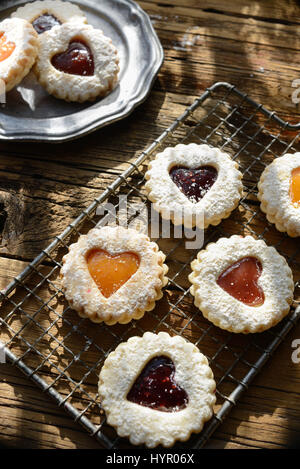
[
  {"x1": 127, "y1": 355, "x2": 188, "y2": 412},
  {"x1": 51, "y1": 39, "x2": 94, "y2": 76},
  {"x1": 86, "y1": 249, "x2": 140, "y2": 298},
  {"x1": 169, "y1": 166, "x2": 218, "y2": 203},
  {"x1": 217, "y1": 256, "x2": 265, "y2": 306},
  {"x1": 32, "y1": 14, "x2": 61, "y2": 34}
]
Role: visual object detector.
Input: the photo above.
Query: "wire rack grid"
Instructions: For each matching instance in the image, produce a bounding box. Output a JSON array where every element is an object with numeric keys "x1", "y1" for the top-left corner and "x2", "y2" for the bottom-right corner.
[{"x1": 1, "y1": 81, "x2": 300, "y2": 449}]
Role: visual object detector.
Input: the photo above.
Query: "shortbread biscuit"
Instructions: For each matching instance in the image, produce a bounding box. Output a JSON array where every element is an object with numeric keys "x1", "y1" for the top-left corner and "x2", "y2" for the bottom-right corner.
[
  {"x1": 189, "y1": 235, "x2": 294, "y2": 333},
  {"x1": 34, "y1": 23, "x2": 119, "y2": 102},
  {"x1": 0, "y1": 18, "x2": 38, "y2": 92},
  {"x1": 61, "y1": 226, "x2": 168, "y2": 325},
  {"x1": 258, "y1": 152, "x2": 300, "y2": 237},
  {"x1": 34, "y1": 22, "x2": 119, "y2": 102},
  {"x1": 99, "y1": 332, "x2": 216, "y2": 447},
  {"x1": 145, "y1": 143, "x2": 243, "y2": 229}
]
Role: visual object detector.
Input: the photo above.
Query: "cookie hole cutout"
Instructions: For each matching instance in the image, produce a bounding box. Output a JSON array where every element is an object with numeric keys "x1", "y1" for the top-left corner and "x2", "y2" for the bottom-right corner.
[
  {"x1": 51, "y1": 38, "x2": 94, "y2": 76},
  {"x1": 32, "y1": 13, "x2": 61, "y2": 34},
  {"x1": 217, "y1": 256, "x2": 265, "y2": 307},
  {"x1": 86, "y1": 249, "x2": 140, "y2": 298},
  {"x1": 127, "y1": 355, "x2": 188, "y2": 412},
  {"x1": 169, "y1": 165, "x2": 218, "y2": 203}
]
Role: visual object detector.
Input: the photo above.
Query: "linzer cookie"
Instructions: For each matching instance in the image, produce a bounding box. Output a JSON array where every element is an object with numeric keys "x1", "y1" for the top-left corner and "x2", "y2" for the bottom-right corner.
[
  {"x1": 258, "y1": 152, "x2": 300, "y2": 237},
  {"x1": 11, "y1": 0, "x2": 87, "y2": 35},
  {"x1": 189, "y1": 235, "x2": 294, "y2": 333},
  {"x1": 145, "y1": 143, "x2": 243, "y2": 229},
  {"x1": 0, "y1": 18, "x2": 38, "y2": 92},
  {"x1": 34, "y1": 22, "x2": 119, "y2": 102},
  {"x1": 98, "y1": 332, "x2": 216, "y2": 447},
  {"x1": 60, "y1": 226, "x2": 168, "y2": 325}
]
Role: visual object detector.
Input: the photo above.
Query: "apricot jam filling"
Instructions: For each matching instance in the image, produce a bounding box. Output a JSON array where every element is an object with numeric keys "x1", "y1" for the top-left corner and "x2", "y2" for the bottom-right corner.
[
  {"x1": 86, "y1": 249, "x2": 140, "y2": 298},
  {"x1": 217, "y1": 256, "x2": 265, "y2": 307},
  {"x1": 0, "y1": 32, "x2": 15, "y2": 62},
  {"x1": 127, "y1": 355, "x2": 188, "y2": 412},
  {"x1": 290, "y1": 167, "x2": 300, "y2": 206}
]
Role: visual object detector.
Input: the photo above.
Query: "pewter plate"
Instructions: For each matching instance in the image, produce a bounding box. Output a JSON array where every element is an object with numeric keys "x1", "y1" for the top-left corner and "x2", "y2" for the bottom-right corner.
[{"x1": 0, "y1": 0, "x2": 163, "y2": 142}]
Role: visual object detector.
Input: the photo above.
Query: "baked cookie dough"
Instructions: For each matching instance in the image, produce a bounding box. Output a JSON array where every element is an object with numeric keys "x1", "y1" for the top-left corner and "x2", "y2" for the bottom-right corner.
[
  {"x1": 11, "y1": 0, "x2": 87, "y2": 35},
  {"x1": 145, "y1": 143, "x2": 243, "y2": 229},
  {"x1": 34, "y1": 22, "x2": 119, "y2": 102},
  {"x1": 0, "y1": 18, "x2": 38, "y2": 92},
  {"x1": 258, "y1": 152, "x2": 300, "y2": 237}
]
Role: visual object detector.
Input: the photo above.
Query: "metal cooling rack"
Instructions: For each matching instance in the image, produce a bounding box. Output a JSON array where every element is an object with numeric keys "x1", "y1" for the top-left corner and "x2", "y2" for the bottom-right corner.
[{"x1": 1, "y1": 81, "x2": 300, "y2": 449}]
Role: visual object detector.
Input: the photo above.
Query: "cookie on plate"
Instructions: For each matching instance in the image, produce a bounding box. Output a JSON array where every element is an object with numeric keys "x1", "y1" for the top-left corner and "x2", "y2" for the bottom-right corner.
[
  {"x1": 189, "y1": 235, "x2": 294, "y2": 333},
  {"x1": 258, "y1": 152, "x2": 300, "y2": 237},
  {"x1": 99, "y1": 332, "x2": 216, "y2": 447},
  {"x1": 145, "y1": 143, "x2": 243, "y2": 229},
  {"x1": 61, "y1": 226, "x2": 168, "y2": 325}
]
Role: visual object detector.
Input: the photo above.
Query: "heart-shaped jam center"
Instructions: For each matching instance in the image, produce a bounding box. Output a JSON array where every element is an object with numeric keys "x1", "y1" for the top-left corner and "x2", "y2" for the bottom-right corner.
[
  {"x1": 127, "y1": 355, "x2": 188, "y2": 412},
  {"x1": 217, "y1": 256, "x2": 265, "y2": 306},
  {"x1": 0, "y1": 32, "x2": 15, "y2": 62},
  {"x1": 290, "y1": 167, "x2": 300, "y2": 206},
  {"x1": 86, "y1": 249, "x2": 140, "y2": 298},
  {"x1": 51, "y1": 39, "x2": 94, "y2": 76},
  {"x1": 32, "y1": 14, "x2": 61, "y2": 34},
  {"x1": 169, "y1": 166, "x2": 218, "y2": 203}
]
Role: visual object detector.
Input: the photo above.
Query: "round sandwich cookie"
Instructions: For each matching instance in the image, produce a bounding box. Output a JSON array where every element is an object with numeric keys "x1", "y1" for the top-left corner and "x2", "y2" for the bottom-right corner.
[
  {"x1": 258, "y1": 152, "x2": 300, "y2": 237},
  {"x1": 0, "y1": 18, "x2": 38, "y2": 92},
  {"x1": 34, "y1": 22, "x2": 119, "y2": 102},
  {"x1": 61, "y1": 226, "x2": 168, "y2": 325}
]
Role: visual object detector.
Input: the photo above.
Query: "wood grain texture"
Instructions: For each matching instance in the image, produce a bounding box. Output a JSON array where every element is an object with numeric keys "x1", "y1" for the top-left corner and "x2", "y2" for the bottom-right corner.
[{"x1": 1, "y1": 0, "x2": 300, "y2": 450}]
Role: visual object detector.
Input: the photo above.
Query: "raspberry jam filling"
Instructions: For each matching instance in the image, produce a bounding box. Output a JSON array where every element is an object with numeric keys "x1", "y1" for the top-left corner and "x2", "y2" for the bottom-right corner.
[
  {"x1": 51, "y1": 39, "x2": 94, "y2": 76},
  {"x1": 127, "y1": 355, "x2": 188, "y2": 412},
  {"x1": 169, "y1": 166, "x2": 218, "y2": 203},
  {"x1": 0, "y1": 32, "x2": 15, "y2": 62},
  {"x1": 32, "y1": 14, "x2": 61, "y2": 34},
  {"x1": 290, "y1": 167, "x2": 300, "y2": 206},
  {"x1": 217, "y1": 256, "x2": 265, "y2": 306},
  {"x1": 86, "y1": 249, "x2": 140, "y2": 298}
]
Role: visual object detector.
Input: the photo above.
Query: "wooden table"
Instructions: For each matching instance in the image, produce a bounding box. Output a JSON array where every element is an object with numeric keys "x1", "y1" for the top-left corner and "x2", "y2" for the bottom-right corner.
[{"x1": 1, "y1": 0, "x2": 300, "y2": 449}]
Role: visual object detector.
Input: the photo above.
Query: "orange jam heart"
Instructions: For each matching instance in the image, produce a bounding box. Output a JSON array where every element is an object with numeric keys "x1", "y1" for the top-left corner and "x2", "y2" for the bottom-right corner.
[
  {"x1": 0, "y1": 32, "x2": 15, "y2": 62},
  {"x1": 169, "y1": 166, "x2": 218, "y2": 203},
  {"x1": 217, "y1": 256, "x2": 265, "y2": 306},
  {"x1": 290, "y1": 167, "x2": 300, "y2": 206},
  {"x1": 51, "y1": 39, "x2": 94, "y2": 76},
  {"x1": 86, "y1": 249, "x2": 140, "y2": 298},
  {"x1": 127, "y1": 355, "x2": 188, "y2": 412},
  {"x1": 32, "y1": 13, "x2": 61, "y2": 34}
]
